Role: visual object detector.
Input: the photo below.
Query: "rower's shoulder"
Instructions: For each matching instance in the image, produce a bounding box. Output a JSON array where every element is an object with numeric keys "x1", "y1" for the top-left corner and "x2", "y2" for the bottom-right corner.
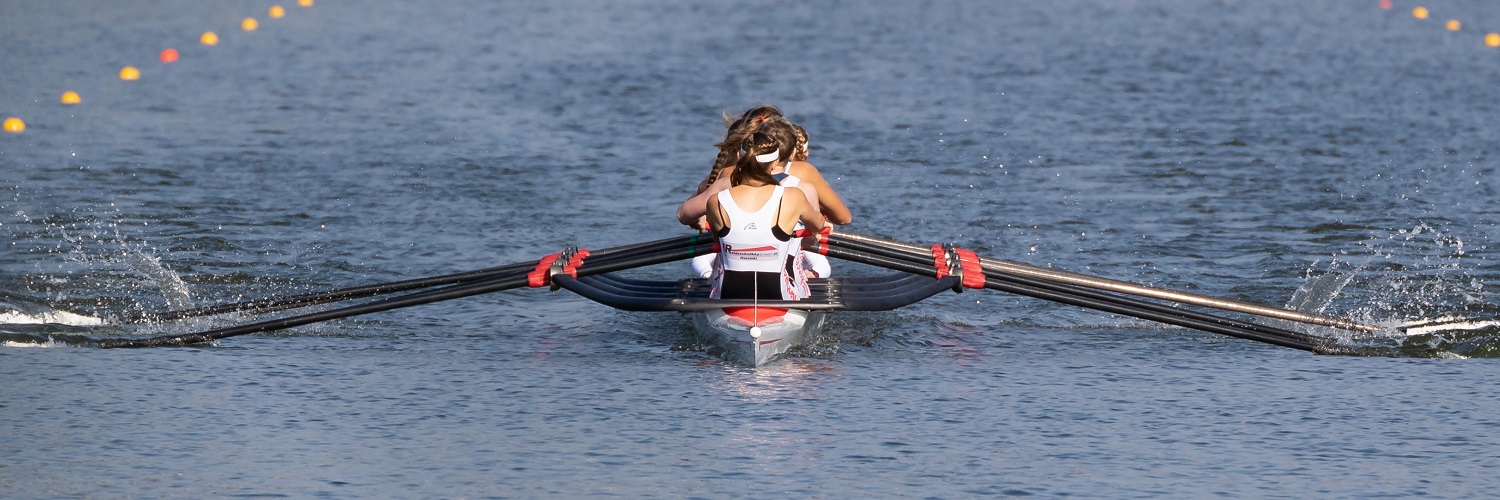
[{"x1": 788, "y1": 161, "x2": 828, "y2": 182}]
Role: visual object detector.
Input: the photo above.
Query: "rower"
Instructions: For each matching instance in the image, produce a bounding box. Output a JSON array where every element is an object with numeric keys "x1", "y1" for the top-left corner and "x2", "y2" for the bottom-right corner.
[
  {"x1": 706, "y1": 123, "x2": 827, "y2": 301},
  {"x1": 679, "y1": 106, "x2": 851, "y2": 278}
]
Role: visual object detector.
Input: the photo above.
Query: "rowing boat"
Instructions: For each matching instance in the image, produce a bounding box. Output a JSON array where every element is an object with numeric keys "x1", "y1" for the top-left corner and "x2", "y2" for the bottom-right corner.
[
  {"x1": 691, "y1": 306, "x2": 826, "y2": 366},
  {"x1": 549, "y1": 273, "x2": 960, "y2": 366}
]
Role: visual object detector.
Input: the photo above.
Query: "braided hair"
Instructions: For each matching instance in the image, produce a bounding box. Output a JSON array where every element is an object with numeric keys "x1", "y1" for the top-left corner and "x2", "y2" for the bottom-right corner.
[{"x1": 694, "y1": 105, "x2": 784, "y2": 194}]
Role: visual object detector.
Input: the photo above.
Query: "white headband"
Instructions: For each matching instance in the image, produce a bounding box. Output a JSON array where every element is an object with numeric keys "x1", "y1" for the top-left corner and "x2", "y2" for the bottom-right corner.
[{"x1": 754, "y1": 150, "x2": 780, "y2": 163}]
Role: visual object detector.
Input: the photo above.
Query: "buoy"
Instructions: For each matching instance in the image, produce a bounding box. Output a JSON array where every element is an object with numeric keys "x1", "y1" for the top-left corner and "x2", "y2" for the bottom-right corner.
[
  {"x1": 298, "y1": 0, "x2": 314, "y2": 7},
  {"x1": 1446, "y1": 20, "x2": 1460, "y2": 31},
  {"x1": 242, "y1": 17, "x2": 258, "y2": 31},
  {"x1": 269, "y1": 5, "x2": 286, "y2": 18},
  {"x1": 159, "y1": 48, "x2": 180, "y2": 63},
  {"x1": 1379, "y1": 0, "x2": 1392, "y2": 10},
  {"x1": 60, "y1": 91, "x2": 81, "y2": 104},
  {"x1": 1413, "y1": 7, "x2": 1429, "y2": 20},
  {"x1": 3, "y1": 117, "x2": 24, "y2": 134},
  {"x1": 120, "y1": 65, "x2": 141, "y2": 81},
  {"x1": 201, "y1": 31, "x2": 219, "y2": 46},
  {"x1": 1488, "y1": 33, "x2": 1500, "y2": 47}
]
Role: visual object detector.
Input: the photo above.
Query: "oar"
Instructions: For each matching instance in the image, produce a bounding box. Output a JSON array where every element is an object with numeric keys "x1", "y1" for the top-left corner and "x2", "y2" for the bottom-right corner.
[
  {"x1": 829, "y1": 231, "x2": 1386, "y2": 334},
  {"x1": 98, "y1": 239, "x2": 716, "y2": 348},
  {"x1": 812, "y1": 231, "x2": 1374, "y2": 354},
  {"x1": 123, "y1": 233, "x2": 714, "y2": 323}
]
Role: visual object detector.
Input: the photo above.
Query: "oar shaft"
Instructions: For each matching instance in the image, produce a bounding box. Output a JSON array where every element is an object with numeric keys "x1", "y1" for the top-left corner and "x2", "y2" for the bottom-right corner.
[
  {"x1": 820, "y1": 244, "x2": 1347, "y2": 354},
  {"x1": 99, "y1": 241, "x2": 715, "y2": 348},
  {"x1": 129, "y1": 233, "x2": 712, "y2": 322},
  {"x1": 831, "y1": 231, "x2": 1382, "y2": 333}
]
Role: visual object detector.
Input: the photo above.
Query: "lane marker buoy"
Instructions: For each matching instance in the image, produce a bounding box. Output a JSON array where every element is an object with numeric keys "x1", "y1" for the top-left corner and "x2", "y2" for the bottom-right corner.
[{"x1": 5, "y1": 1, "x2": 319, "y2": 136}]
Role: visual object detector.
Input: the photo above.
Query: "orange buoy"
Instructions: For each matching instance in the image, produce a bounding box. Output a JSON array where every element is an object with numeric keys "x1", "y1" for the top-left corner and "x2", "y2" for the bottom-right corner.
[
  {"x1": 1379, "y1": 0, "x2": 1392, "y2": 10},
  {"x1": 120, "y1": 65, "x2": 141, "y2": 80},
  {"x1": 1487, "y1": 33, "x2": 1500, "y2": 47},
  {"x1": 61, "y1": 91, "x2": 81, "y2": 104},
  {"x1": 201, "y1": 31, "x2": 219, "y2": 45},
  {"x1": 3, "y1": 117, "x2": 24, "y2": 134},
  {"x1": 242, "y1": 17, "x2": 259, "y2": 31},
  {"x1": 160, "y1": 48, "x2": 180, "y2": 63},
  {"x1": 298, "y1": 0, "x2": 313, "y2": 6},
  {"x1": 270, "y1": 5, "x2": 286, "y2": 18},
  {"x1": 1413, "y1": 7, "x2": 1429, "y2": 20},
  {"x1": 1446, "y1": 20, "x2": 1461, "y2": 31}
]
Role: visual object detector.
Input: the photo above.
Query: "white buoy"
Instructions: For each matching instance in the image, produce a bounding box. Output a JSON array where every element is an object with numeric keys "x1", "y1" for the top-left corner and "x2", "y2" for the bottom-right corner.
[{"x1": 749, "y1": 326, "x2": 762, "y2": 339}]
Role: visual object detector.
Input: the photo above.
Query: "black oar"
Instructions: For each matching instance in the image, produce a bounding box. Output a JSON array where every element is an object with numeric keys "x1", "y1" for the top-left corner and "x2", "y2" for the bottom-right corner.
[
  {"x1": 829, "y1": 231, "x2": 1386, "y2": 334},
  {"x1": 814, "y1": 233, "x2": 1370, "y2": 354},
  {"x1": 123, "y1": 233, "x2": 713, "y2": 323},
  {"x1": 98, "y1": 240, "x2": 716, "y2": 348}
]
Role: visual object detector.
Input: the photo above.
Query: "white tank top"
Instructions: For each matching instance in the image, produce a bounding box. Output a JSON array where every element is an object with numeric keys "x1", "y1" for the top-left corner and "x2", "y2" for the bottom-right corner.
[{"x1": 710, "y1": 185, "x2": 810, "y2": 300}]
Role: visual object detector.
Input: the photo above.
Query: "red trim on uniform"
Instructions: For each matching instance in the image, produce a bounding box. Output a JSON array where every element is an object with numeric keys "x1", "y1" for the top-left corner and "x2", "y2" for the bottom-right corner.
[
  {"x1": 932, "y1": 245, "x2": 948, "y2": 279},
  {"x1": 731, "y1": 245, "x2": 778, "y2": 252},
  {"x1": 955, "y1": 248, "x2": 986, "y2": 289},
  {"x1": 527, "y1": 253, "x2": 561, "y2": 288}
]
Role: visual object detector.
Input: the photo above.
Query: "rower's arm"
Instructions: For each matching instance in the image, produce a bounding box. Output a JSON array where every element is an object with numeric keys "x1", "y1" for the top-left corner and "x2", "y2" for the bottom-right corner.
[
  {"x1": 796, "y1": 163, "x2": 852, "y2": 225},
  {"x1": 784, "y1": 188, "x2": 827, "y2": 234},
  {"x1": 677, "y1": 168, "x2": 734, "y2": 226}
]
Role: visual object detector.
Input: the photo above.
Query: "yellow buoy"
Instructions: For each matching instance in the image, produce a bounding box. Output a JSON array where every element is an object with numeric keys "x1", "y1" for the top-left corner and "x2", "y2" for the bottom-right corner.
[
  {"x1": 3, "y1": 117, "x2": 24, "y2": 134},
  {"x1": 1413, "y1": 7, "x2": 1429, "y2": 20},
  {"x1": 298, "y1": 0, "x2": 313, "y2": 7},
  {"x1": 1487, "y1": 33, "x2": 1500, "y2": 48},
  {"x1": 120, "y1": 65, "x2": 141, "y2": 81},
  {"x1": 201, "y1": 31, "x2": 219, "y2": 45},
  {"x1": 61, "y1": 91, "x2": 81, "y2": 104},
  {"x1": 242, "y1": 17, "x2": 259, "y2": 31},
  {"x1": 270, "y1": 5, "x2": 286, "y2": 18},
  {"x1": 1446, "y1": 20, "x2": 1461, "y2": 31}
]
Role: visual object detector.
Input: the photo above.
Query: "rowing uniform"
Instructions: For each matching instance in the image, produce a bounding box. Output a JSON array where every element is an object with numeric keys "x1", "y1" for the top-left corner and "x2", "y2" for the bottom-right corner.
[
  {"x1": 691, "y1": 172, "x2": 832, "y2": 279},
  {"x1": 709, "y1": 185, "x2": 810, "y2": 300}
]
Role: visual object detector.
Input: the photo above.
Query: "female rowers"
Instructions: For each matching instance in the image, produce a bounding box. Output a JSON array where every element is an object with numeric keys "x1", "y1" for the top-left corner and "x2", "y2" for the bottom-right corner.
[
  {"x1": 679, "y1": 107, "x2": 851, "y2": 277},
  {"x1": 706, "y1": 124, "x2": 827, "y2": 300}
]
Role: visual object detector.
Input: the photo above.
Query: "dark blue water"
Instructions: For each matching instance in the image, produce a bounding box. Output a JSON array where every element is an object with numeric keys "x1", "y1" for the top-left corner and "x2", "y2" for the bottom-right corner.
[{"x1": 4, "y1": 0, "x2": 1499, "y2": 497}]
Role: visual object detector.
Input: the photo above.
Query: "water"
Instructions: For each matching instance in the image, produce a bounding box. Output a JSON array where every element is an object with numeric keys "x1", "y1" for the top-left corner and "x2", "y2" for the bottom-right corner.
[{"x1": 3, "y1": 0, "x2": 1499, "y2": 496}]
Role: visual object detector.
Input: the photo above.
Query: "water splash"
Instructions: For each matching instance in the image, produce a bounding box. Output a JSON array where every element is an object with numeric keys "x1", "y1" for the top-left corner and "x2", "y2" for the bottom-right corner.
[
  {"x1": 1311, "y1": 222, "x2": 1500, "y2": 356},
  {"x1": 120, "y1": 251, "x2": 194, "y2": 311},
  {"x1": 0, "y1": 309, "x2": 106, "y2": 326}
]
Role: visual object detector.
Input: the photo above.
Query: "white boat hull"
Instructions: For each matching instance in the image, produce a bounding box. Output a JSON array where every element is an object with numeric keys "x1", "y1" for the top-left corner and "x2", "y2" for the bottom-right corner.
[{"x1": 690, "y1": 306, "x2": 826, "y2": 366}]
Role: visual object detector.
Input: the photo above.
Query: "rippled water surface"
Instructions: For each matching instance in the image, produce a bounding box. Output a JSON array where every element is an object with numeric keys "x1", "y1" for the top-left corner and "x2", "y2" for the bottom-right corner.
[{"x1": 4, "y1": 0, "x2": 1499, "y2": 497}]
